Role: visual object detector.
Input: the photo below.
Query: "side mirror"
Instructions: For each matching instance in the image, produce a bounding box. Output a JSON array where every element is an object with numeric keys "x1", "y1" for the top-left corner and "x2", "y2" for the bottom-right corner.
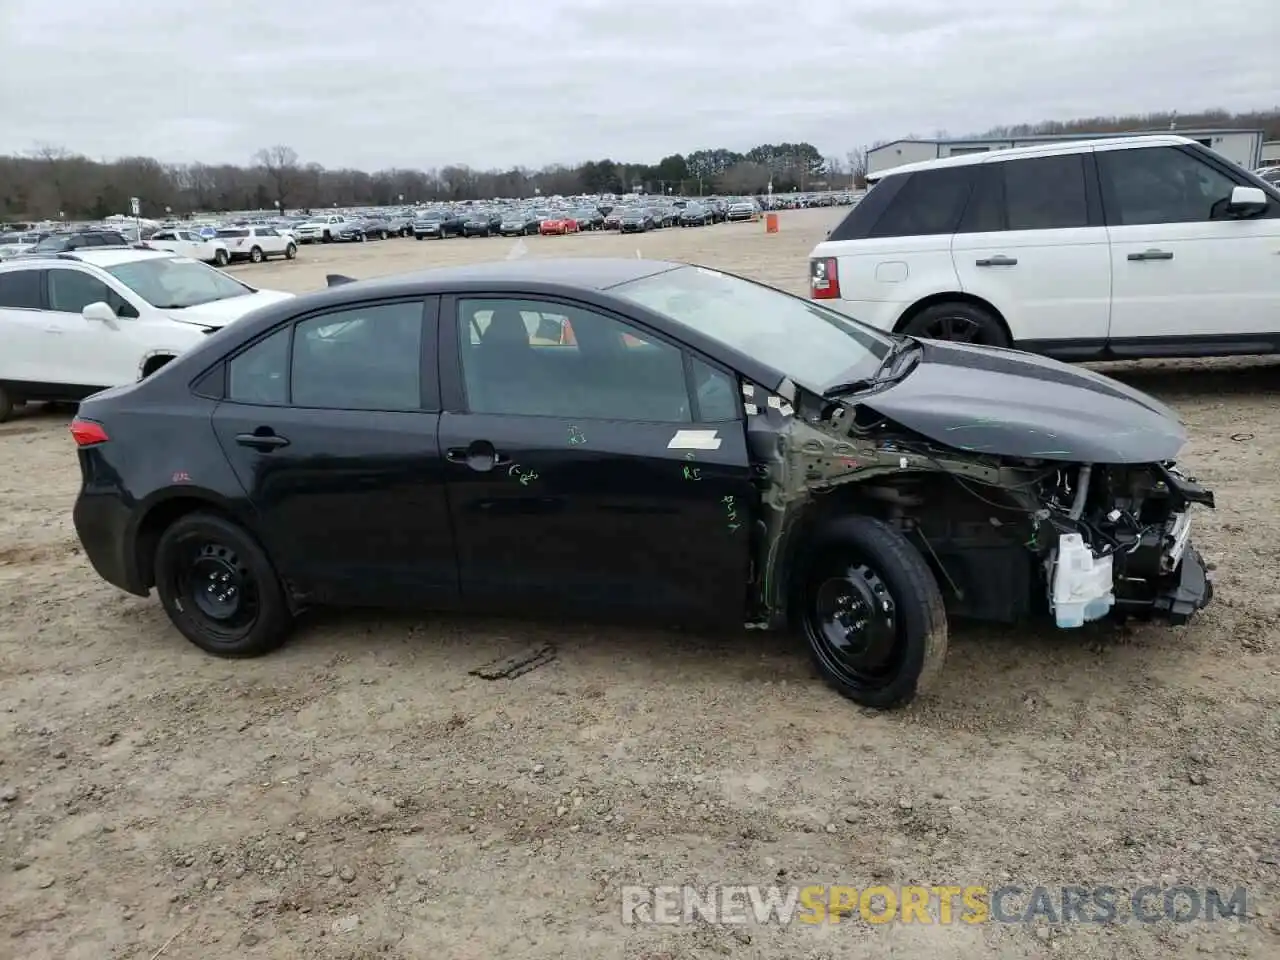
[
  {"x1": 82, "y1": 301, "x2": 117, "y2": 323},
  {"x1": 1227, "y1": 185, "x2": 1268, "y2": 217}
]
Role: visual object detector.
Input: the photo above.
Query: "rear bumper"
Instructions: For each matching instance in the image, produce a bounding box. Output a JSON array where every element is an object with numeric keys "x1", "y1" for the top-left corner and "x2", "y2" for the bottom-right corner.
[{"x1": 73, "y1": 489, "x2": 148, "y2": 597}]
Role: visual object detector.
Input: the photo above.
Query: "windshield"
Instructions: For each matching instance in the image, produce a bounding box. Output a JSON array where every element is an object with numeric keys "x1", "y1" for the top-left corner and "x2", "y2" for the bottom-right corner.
[
  {"x1": 106, "y1": 256, "x2": 253, "y2": 309},
  {"x1": 34, "y1": 235, "x2": 72, "y2": 250},
  {"x1": 611, "y1": 265, "x2": 893, "y2": 389}
]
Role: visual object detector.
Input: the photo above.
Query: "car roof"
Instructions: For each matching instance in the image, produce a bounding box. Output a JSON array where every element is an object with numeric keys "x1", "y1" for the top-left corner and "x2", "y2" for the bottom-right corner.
[
  {"x1": 336, "y1": 257, "x2": 682, "y2": 293},
  {"x1": 0, "y1": 248, "x2": 180, "y2": 270},
  {"x1": 868, "y1": 133, "x2": 1201, "y2": 181}
]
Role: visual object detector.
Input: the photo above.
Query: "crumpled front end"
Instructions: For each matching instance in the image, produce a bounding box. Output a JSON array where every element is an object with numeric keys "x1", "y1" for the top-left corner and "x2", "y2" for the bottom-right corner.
[
  {"x1": 742, "y1": 378, "x2": 1216, "y2": 633},
  {"x1": 1039, "y1": 461, "x2": 1214, "y2": 628}
]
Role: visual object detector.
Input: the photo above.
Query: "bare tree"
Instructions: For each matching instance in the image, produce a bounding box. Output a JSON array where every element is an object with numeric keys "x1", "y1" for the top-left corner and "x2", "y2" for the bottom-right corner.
[
  {"x1": 845, "y1": 147, "x2": 868, "y2": 188},
  {"x1": 253, "y1": 145, "x2": 300, "y2": 215}
]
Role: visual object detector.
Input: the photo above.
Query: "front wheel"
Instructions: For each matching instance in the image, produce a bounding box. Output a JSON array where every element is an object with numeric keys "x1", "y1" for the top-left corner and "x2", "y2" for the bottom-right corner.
[
  {"x1": 797, "y1": 516, "x2": 947, "y2": 709},
  {"x1": 900, "y1": 301, "x2": 1008, "y2": 347},
  {"x1": 213, "y1": 249, "x2": 229, "y2": 266},
  {"x1": 249, "y1": 246, "x2": 264, "y2": 263},
  {"x1": 285, "y1": 243, "x2": 297, "y2": 260},
  {"x1": 154, "y1": 512, "x2": 293, "y2": 657}
]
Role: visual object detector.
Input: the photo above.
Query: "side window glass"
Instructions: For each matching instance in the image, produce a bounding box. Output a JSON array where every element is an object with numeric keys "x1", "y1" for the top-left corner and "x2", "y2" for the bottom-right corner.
[
  {"x1": 1099, "y1": 146, "x2": 1238, "y2": 225},
  {"x1": 690, "y1": 358, "x2": 739, "y2": 422},
  {"x1": 1002, "y1": 155, "x2": 1089, "y2": 230},
  {"x1": 458, "y1": 298, "x2": 690, "y2": 422},
  {"x1": 228, "y1": 327, "x2": 291, "y2": 405},
  {"x1": 870, "y1": 167, "x2": 975, "y2": 237},
  {"x1": 0, "y1": 269, "x2": 43, "y2": 309},
  {"x1": 292, "y1": 301, "x2": 423, "y2": 410},
  {"x1": 48, "y1": 270, "x2": 114, "y2": 313}
]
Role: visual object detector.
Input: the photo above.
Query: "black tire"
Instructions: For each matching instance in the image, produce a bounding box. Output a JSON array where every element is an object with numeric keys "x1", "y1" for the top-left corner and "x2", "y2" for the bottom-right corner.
[
  {"x1": 322, "y1": 231, "x2": 332, "y2": 243},
  {"x1": 0, "y1": 384, "x2": 13, "y2": 423},
  {"x1": 900, "y1": 301, "x2": 1008, "y2": 347},
  {"x1": 796, "y1": 516, "x2": 947, "y2": 709},
  {"x1": 285, "y1": 243, "x2": 297, "y2": 260},
  {"x1": 416, "y1": 234, "x2": 424, "y2": 241},
  {"x1": 249, "y1": 246, "x2": 264, "y2": 263},
  {"x1": 213, "y1": 249, "x2": 229, "y2": 267},
  {"x1": 154, "y1": 512, "x2": 293, "y2": 657}
]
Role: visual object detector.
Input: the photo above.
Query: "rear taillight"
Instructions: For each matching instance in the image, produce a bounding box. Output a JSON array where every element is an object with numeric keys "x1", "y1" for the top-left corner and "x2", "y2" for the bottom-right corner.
[
  {"x1": 70, "y1": 418, "x2": 109, "y2": 446},
  {"x1": 810, "y1": 257, "x2": 840, "y2": 299}
]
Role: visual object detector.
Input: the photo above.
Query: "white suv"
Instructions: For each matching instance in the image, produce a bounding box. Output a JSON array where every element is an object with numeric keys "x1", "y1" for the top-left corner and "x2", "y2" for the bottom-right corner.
[
  {"x1": 809, "y1": 135, "x2": 1280, "y2": 360},
  {"x1": 0, "y1": 249, "x2": 292, "y2": 421}
]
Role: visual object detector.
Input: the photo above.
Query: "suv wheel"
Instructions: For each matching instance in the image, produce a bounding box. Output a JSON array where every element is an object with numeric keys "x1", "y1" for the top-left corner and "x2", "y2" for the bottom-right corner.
[
  {"x1": 285, "y1": 243, "x2": 297, "y2": 260},
  {"x1": 213, "y1": 249, "x2": 229, "y2": 266},
  {"x1": 796, "y1": 516, "x2": 948, "y2": 709},
  {"x1": 154, "y1": 512, "x2": 293, "y2": 657},
  {"x1": 901, "y1": 302, "x2": 1008, "y2": 347},
  {"x1": 249, "y1": 246, "x2": 264, "y2": 263}
]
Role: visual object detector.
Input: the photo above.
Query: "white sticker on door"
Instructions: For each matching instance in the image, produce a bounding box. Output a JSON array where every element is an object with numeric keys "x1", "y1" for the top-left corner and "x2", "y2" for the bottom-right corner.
[{"x1": 667, "y1": 429, "x2": 722, "y2": 450}]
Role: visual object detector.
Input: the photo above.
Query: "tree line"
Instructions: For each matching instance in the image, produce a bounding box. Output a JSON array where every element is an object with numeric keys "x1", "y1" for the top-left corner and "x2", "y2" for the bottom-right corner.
[
  {"x1": 0, "y1": 141, "x2": 853, "y2": 220},
  {"x1": 2, "y1": 106, "x2": 1275, "y2": 221}
]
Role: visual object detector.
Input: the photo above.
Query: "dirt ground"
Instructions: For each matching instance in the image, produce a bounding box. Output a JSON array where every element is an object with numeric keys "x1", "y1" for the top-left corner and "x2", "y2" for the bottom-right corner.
[{"x1": 1, "y1": 208, "x2": 1277, "y2": 959}]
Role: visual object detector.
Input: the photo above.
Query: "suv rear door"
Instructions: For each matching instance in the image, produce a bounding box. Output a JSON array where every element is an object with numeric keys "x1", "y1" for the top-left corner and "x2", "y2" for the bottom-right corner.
[
  {"x1": 950, "y1": 151, "x2": 1112, "y2": 358},
  {"x1": 1097, "y1": 142, "x2": 1280, "y2": 352}
]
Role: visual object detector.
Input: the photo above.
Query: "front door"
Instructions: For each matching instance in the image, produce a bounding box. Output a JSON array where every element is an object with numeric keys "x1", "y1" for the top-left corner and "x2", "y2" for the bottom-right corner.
[
  {"x1": 42, "y1": 265, "x2": 147, "y2": 387},
  {"x1": 437, "y1": 294, "x2": 753, "y2": 623},
  {"x1": 950, "y1": 152, "x2": 1113, "y2": 356},
  {"x1": 1097, "y1": 143, "x2": 1280, "y2": 350},
  {"x1": 210, "y1": 297, "x2": 457, "y2": 606}
]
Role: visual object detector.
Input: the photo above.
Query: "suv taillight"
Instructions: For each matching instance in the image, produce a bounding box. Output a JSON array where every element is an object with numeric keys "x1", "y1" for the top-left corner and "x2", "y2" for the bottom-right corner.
[
  {"x1": 70, "y1": 417, "x2": 109, "y2": 446},
  {"x1": 810, "y1": 257, "x2": 840, "y2": 299}
]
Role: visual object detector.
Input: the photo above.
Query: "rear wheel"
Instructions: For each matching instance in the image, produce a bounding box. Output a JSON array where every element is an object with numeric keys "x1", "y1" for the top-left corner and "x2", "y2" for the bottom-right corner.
[
  {"x1": 900, "y1": 301, "x2": 1008, "y2": 347},
  {"x1": 154, "y1": 512, "x2": 293, "y2": 657},
  {"x1": 797, "y1": 516, "x2": 947, "y2": 709}
]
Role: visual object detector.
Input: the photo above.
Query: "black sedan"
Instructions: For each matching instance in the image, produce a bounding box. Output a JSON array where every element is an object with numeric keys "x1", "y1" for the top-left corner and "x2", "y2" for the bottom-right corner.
[
  {"x1": 679, "y1": 204, "x2": 711, "y2": 227},
  {"x1": 69, "y1": 259, "x2": 1215, "y2": 709}
]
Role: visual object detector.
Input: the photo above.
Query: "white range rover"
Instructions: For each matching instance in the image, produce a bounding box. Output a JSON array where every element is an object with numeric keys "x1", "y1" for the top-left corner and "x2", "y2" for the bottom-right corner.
[
  {"x1": 0, "y1": 248, "x2": 293, "y2": 421},
  {"x1": 809, "y1": 134, "x2": 1280, "y2": 360}
]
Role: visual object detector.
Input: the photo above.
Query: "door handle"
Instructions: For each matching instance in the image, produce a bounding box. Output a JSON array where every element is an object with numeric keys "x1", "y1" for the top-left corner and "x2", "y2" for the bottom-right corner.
[
  {"x1": 1128, "y1": 249, "x2": 1174, "y2": 261},
  {"x1": 447, "y1": 441, "x2": 511, "y2": 472},
  {"x1": 975, "y1": 255, "x2": 1018, "y2": 267},
  {"x1": 234, "y1": 431, "x2": 290, "y2": 451}
]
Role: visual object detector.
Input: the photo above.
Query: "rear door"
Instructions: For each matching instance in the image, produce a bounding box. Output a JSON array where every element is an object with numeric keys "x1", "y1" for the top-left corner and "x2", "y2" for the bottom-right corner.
[
  {"x1": 0, "y1": 267, "x2": 48, "y2": 385},
  {"x1": 1097, "y1": 142, "x2": 1280, "y2": 349},
  {"x1": 950, "y1": 152, "x2": 1112, "y2": 356},
  {"x1": 437, "y1": 293, "x2": 753, "y2": 623},
  {"x1": 210, "y1": 296, "x2": 457, "y2": 606}
]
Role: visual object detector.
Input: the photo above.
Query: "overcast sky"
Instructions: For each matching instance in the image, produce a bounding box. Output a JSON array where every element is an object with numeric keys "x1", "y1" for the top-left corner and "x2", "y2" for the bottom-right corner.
[{"x1": 0, "y1": 0, "x2": 1275, "y2": 170}]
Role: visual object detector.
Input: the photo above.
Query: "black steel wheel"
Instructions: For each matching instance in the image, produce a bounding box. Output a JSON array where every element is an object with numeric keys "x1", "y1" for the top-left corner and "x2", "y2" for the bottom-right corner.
[
  {"x1": 901, "y1": 302, "x2": 1009, "y2": 347},
  {"x1": 797, "y1": 516, "x2": 947, "y2": 708},
  {"x1": 154, "y1": 512, "x2": 292, "y2": 657}
]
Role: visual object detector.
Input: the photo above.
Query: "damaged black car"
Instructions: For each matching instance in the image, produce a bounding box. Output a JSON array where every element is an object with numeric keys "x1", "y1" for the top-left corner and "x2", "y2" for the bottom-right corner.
[{"x1": 69, "y1": 259, "x2": 1214, "y2": 709}]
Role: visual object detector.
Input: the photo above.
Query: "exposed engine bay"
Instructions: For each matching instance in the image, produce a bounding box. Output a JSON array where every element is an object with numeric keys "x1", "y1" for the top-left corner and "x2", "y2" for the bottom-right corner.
[{"x1": 742, "y1": 378, "x2": 1215, "y2": 630}]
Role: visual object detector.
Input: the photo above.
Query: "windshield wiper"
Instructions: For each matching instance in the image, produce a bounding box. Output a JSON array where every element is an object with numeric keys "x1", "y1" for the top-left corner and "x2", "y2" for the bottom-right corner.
[{"x1": 823, "y1": 338, "x2": 919, "y2": 398}]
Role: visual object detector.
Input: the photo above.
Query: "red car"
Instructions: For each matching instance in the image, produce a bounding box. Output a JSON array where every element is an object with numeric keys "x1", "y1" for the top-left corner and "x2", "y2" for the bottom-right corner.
[{"x1": 539, "y1": 216, "x2": 579, "y2": 236}]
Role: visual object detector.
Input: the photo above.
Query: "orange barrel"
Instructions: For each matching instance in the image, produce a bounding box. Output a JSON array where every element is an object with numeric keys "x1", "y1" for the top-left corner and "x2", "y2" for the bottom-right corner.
[{"x1": 765, "y1": 212, "x2": 779, "y2": 233}]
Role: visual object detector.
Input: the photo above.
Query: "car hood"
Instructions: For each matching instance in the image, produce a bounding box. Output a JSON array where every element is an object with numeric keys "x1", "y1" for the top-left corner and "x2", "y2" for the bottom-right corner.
[
  {"x1": 859, "y1": 338, "x2": 1186, "y2": 464},
  {"x1": 165, "y1": 289, "x2": 295, "y2": 329}
]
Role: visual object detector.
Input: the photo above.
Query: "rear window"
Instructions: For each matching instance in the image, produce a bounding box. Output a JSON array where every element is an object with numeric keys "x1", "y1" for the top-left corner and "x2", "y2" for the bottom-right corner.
[
  {"x1": 868, "y1": 166, "x2": 975, "y2": 238},
  {"x1": 1003, "y1": 155, "x2": 1089, "y2": 230}
]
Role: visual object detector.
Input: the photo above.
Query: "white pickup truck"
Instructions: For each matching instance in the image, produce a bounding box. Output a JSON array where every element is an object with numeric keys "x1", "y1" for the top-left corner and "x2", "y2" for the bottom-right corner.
[{"x1": 293, "y1": 215, "x2": 347, "y2": 244}]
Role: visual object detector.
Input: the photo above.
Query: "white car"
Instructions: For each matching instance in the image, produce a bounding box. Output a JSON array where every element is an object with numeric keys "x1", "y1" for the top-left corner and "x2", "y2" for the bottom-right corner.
[
  {"x1": 147, "y1": 228, "x2": 232, "y2": 266},
  {"x1": 213, "y1": 226, "x2": 298, "y2": 263},
  {"x1": 0, "y1": 248, "x2": 293, "y2": 420},
  {"x1": 0, "y1": 232, "x2": 42, "y2": 260},
  {"x1": 809, "y1": 134, "x2": 1280, "y2": 360},
  {"x1": 293, "y1": 215, "x2": 347, "y2": 244}
]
